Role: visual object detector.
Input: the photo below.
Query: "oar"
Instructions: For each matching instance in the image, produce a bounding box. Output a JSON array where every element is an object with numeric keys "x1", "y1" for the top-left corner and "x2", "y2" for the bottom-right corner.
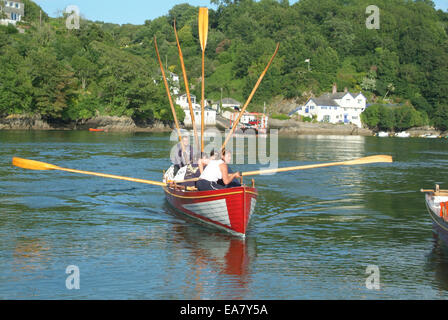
[
  {"x1": 242, "y1": 155, "x2": 393, "y2": 176},
  {"x1": 12, "y1": 157, "x2": 167, "y2": 187},
  {"x1": 153, "y1": 36, "x2": 187, "y2": 158},
  {"x1": 221, "y1": 43, "x2": 280, "y2": 151},
  {"x1": 168, "y1": 155, "x2": 393, "y2": 184},
  {"x1": 173, "y1": 20, "x2": 200, "y2": 151},
  {"x1": 198, "y1": 7, "x2": 209, "y2": 153}
]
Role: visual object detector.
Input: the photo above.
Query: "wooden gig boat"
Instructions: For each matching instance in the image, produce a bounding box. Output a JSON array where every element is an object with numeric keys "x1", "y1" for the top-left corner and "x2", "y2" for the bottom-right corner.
[
  {"x1": 164, "y1": 185, "x2": 257, "y2": 238},
  {"x1": 422, "y1": 185, "x2": 448, "y2": 236}
]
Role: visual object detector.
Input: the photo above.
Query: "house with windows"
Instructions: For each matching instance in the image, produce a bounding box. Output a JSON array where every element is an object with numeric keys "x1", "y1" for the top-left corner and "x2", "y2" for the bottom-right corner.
[
  {"x1": 175, "y1": 93, "x2": 216, "y2": 127},
  {"x1": 291, "y1": 84, "x2": 367, "y2": 128},
  {"x1": 0, "y1": 1, "x2": 24, "y2": 26}
]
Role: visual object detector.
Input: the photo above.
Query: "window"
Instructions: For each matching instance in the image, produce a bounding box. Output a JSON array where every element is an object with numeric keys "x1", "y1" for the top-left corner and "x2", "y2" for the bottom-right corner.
[
  {"x1": 16, "y1": 3, "x2": 19, "y2": 8},
  {"x1": 323, "y1": 115, "x2": 330, "y2": 122},
  {"x1": 352, "y1": 116, "x2": 358, "y2": 120},
  {"x1": 11, "y1": 12, "x2": 17, "y2": 20}
]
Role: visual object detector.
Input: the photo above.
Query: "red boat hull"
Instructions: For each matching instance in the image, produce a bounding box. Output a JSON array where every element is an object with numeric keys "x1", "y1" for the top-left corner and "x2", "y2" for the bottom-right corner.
[
  {"x1": 89, "y1": 128, "x2": 105, "y2": 132},
  {"x1": 164, "y1": 186, "x2": 258, "y2": 237}
]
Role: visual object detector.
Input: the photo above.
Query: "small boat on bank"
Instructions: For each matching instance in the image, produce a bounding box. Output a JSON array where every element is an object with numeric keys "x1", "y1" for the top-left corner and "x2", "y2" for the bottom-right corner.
[
  {"x1": 395, "y1": 131, "x2": 410, "y2": 138},
  {"x1": 421, "y1": 134, "x2": 439, "y2": 139},
  {"x1": 164, "y1": 185, "x2": 257, "y2": 237},
  {"x1": 422, "y1": 185, "x2": 448, "y2": 237},
  {"x1": 377, "y1": 131, "x2": 389, "y2": 137},
  {"x1": 89, "y1": 128, "x2": 105, "y2": 132}
]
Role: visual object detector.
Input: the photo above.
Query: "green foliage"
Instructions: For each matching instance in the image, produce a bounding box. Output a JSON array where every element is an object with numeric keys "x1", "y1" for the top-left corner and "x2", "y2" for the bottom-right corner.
[
  {"x1": 361, "y1": 104, "x2": 428, "y2": 131},
  {"x1": 271, "y1": 113, "x2": 290, "y2": 120},
  {"x1": 0, "y1": 0, "x2": 447, "y2": 131}
]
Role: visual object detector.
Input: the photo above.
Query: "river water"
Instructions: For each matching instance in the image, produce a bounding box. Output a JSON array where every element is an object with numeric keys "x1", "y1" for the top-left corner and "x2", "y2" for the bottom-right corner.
[{"x1": 1, "y1": 131, "x2": 448, "y2": 299}]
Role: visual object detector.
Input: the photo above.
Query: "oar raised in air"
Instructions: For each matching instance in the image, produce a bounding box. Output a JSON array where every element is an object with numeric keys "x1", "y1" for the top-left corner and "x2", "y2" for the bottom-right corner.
[
  {"x1": 154, "y1": 36, "x2": 186, "y2": 158},
  {"x1": 221, "y1": 43, "x2": 280, "y2": 151},
  {"x1": 173, "y1": 20, "x2": 200, "y2": 151},
  {"x1": 12, "y1": 157, "x2": 167, "y2": 187},
  {"x1": 168, "y1": 155, "x2": 393, "y2": 184},
  {"x1": 242, "y1": 155, "x2": 393, "y2": 176},
  {"x1": 198, "y1": 7, "x2": 209, "y2": 153}
]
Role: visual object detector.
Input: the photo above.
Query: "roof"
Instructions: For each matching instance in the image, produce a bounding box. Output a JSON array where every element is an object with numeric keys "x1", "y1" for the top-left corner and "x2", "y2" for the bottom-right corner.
[
  {"x1": 178, "y1": 93, "x2": 196, "y2": 99},
  {"x1": 309, "y1": 97, "x2": 339, "y2": 107},
  {"x1": 220, "y1": 98, "x2": 241, "y2": 105},
  {"x1": 321, "y1": 92, "x2": 355, "y2": 100}
]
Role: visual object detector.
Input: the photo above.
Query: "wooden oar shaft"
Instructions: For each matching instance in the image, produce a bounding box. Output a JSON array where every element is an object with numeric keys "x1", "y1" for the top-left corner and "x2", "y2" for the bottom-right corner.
[
  {"x1": 170, "y1": 155, "x2": 393, "y2": 182},
  {"x1": 57, "y1": 167, "x2": 167, "y2": 187},
  {"x1": 199, "y1": 8, "x2": 208, "y2": 154},
  {"x1": 153, "y1": 36, "x2": 186, "y2": 156},
  {"x1": 243, "y1": 162, "x2": 345, "y2": 176},
  {"x1": 242, "y1": 155, "x2": 393, "y2": 176},
  {"x1": 222, "y1": 43, "x2": 280, "y2": 150},
  {"x1": 421, "y1": 189, "x2": 448, "y2": 193},
  {"x1": 201, "y1": 50, "x2": 205, "y2": 153},
  {"x1": 174, "y1": 20, "x2": 200, "y2": 151},
  {"x1": 167, "y1": 177, "x2": 200, "y2": 184}
]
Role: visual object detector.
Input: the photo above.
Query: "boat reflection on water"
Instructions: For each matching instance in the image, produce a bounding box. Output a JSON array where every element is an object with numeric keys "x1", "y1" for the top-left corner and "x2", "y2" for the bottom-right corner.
[
  {"x1": 426, "y1": 231, "x2": 448, "y2": 293},
  {"x1": 164, "y1": 203, "x2": 256, "y2": 297}
]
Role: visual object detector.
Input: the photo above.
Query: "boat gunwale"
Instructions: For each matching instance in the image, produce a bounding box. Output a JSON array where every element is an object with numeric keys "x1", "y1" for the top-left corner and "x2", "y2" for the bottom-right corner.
[
  {"x1": 164, "y1": 185, "x2": 258, "y2": 200},
  {"x1": 424, "y1": 193, "x2": 448, "y2": 233}
]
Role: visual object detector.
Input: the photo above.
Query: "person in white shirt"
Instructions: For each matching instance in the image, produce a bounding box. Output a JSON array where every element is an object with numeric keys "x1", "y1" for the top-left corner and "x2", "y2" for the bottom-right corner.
[{"x1": 196, "y1": 150, "x2": 241, "y2": 191}]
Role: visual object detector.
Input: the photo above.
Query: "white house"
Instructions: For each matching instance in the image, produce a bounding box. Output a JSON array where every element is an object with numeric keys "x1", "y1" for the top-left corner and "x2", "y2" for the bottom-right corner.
[
  {"x1": 0, "y1": 1, "x2": 24, "y2": 26},
  {"x1": 292, "y1": 84, "x2": 367, "y2": 128},
  {"x1": 175, "y1": 94, "x2": 216, "y2": 126}
]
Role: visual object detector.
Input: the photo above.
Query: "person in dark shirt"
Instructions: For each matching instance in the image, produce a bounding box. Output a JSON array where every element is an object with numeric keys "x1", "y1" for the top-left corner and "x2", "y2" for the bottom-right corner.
[{"x1": 172, "y1": 135, "x2": 193, "y2": 176}]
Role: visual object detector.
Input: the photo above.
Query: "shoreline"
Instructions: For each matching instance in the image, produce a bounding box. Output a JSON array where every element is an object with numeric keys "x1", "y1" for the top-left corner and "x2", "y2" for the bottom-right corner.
[{"x1": 0, "y1": 115, "x2": 444, "y2": 137}]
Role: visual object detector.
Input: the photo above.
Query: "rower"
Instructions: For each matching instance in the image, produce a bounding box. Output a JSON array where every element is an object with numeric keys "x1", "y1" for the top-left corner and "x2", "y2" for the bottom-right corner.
[
  {"x1": 175, "y1": 151, "x2": 214, "y2": 188},
  {"x1": 196, "y1": 150, "x2": 241, "y2": 191},
  {"x1": 172, "y1": 135, "x2": 193, "y2": 176}
]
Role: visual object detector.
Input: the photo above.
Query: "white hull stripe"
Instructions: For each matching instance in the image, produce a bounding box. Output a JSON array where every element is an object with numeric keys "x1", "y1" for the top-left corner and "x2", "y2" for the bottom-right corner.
[
  {"x1": 183, "y1": 199, "x2": 231, "y2": 227},
  {"x1": 249, "y1": 198, "x2": 256, "y2": 220}
]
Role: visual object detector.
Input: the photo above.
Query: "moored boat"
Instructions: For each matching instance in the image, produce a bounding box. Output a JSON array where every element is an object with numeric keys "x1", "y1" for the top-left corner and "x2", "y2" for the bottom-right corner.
[
  {"x1": 395, "y1": 131, "x2": 410, "y2": 138},
  {"x1": 377, "y1": 131, "x2": 389, "y2": 137},
  {"x1": 422, "y1": 185, "x2": 448, "y2": 237},
  {"x1": 164, "y1": 185, "x2": 257, "y2": 237},
  {"x1": 89, "y1": 128, "x2": 105, "y2": 132}
]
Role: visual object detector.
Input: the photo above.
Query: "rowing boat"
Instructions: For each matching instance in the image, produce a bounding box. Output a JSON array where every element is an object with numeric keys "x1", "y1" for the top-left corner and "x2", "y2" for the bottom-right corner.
[
  {"x1": 422, "y1": 185, "x2": 448, "y2": 238},
  {"x1": 89, "y1": 128, "x2": 105, "y2": 132},
  {"x1": 164, "y1": 185, "x2": 257, "y2": 237}
]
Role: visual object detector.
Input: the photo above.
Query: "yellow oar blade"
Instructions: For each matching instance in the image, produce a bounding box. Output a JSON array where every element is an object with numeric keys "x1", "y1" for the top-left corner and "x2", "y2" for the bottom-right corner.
[
  {"x1": 198, "y1": 7, "x2": 209, "y2": 51},
  {"x1": 12, "y1": 157, "x2": 59, "y2": 171},
  {"x1": 342, "y1": 155, "x2": 393, "y2": 165}
]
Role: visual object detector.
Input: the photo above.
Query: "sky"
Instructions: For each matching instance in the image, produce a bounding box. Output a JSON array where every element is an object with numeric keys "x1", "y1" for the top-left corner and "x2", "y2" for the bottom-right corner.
[{"x1": 34, "y1": 0, "x2": 448, "y2": 25}]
